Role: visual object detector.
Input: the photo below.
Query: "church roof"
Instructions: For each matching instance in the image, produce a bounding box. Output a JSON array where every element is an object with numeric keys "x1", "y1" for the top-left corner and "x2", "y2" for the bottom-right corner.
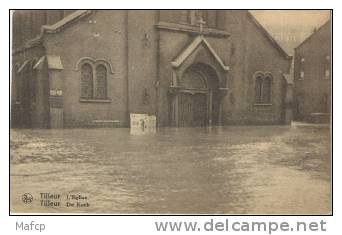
[
  {"x1": 247, "y1": 11, "x2": 292, "y2": 60},
  {"x1": 42, "y1": 10, "x2": 92, "y2": 33},
  {"x1": 13, "y1": 10, "x2": 91, "y2": 54},
  {"x1": 171, "y1": 35, "x2": 230, "y2": 71},
  {"x1": 14, "y1": 10, "x2": 292, "y2": 63}
]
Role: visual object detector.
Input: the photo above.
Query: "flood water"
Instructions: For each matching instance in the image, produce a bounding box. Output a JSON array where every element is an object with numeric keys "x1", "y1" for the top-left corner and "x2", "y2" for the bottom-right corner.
[{"x1": 10, "y1": 124, "x2": 331, "y2": 214}]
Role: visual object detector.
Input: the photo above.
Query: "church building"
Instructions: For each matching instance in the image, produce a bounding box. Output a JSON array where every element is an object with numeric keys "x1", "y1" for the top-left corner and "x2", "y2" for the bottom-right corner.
[{"x1": 11, "y1": 10, "x2": 293, "y2": 128}]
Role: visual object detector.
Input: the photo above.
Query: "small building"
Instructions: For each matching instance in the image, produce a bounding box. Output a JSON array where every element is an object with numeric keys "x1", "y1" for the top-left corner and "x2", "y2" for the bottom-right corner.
[
  {"x1": 293, "y1": 19, "x2": 331, "y2": 123},
  {"x1": 11, "y1": 10, "x2": 292, "y2": 128}
]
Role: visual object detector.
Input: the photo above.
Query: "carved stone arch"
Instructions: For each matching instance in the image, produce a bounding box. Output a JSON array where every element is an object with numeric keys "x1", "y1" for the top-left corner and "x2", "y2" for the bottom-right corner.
[
  {"x1": 179, "y1": 62, "x2": 221, "y2": 89},
  {"x1": 74, "y1": 57, "x2": 114, "y2": 74},
  {"x1": 264, "y1": 72, "x2": 274, "y2": 83},
  {"x1": 177, "y1": 59, "x2": 225, "y2": 90},
  {"x1": 171, "y1": 36, "x2": 229, "y2": 89},
  {"x1": 180, "y1": 67, "x2": 208, "y2": 90},
  {"x1": 193, "y1": 53, "x2": 227, "y2": 88},
  {"x1": 253, "y1": 71, "x2": 265, "y2": 81},
  {"x1": 169, "y1": 62, "x2": 223, "y2": 127}
]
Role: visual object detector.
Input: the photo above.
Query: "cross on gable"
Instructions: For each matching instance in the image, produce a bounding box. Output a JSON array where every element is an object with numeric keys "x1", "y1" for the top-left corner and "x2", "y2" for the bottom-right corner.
[{"x1": 197, "y1": 17, "x2": 206, "y2": 35}]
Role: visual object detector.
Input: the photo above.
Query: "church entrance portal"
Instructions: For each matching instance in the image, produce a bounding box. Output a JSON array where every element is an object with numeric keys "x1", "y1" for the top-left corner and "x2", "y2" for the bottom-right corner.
[
  {"x1": 170, "y1": 63, "x2": 220, "y2": 127},
  {"x1": 179, "y1": 93, "x2": 207, "y2": 127}
]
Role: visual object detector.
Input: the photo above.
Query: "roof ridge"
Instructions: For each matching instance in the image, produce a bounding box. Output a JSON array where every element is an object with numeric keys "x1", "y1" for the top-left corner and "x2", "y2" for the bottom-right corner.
[
  {"x1": 247, "y1": 11, "x2": 292, "y2": 60},
  {"x1": 295, "y1": 19, "x2": 331, "y2": 50}
]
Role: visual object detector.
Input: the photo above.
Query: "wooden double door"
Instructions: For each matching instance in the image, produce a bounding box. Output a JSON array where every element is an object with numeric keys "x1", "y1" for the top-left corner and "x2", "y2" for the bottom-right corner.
[{"x1": 178, "y1": 92, "x2": 207, "y2": 127}]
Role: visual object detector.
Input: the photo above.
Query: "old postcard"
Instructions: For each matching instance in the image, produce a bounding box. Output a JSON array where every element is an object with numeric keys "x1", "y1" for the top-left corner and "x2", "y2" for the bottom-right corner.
[{"x1": 10, "y1": 10, "x2": 331, "y2": 214}]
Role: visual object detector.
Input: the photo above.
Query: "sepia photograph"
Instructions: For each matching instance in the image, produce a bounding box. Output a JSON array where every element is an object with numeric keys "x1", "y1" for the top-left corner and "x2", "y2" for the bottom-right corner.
[{"x1": 10, "y1": 9, "x2": 332, "y2": 215}]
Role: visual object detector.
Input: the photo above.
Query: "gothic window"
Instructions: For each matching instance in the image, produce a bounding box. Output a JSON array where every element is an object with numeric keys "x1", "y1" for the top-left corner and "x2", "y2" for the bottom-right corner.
[
  {"x1": 263, "y1": 75, "x2": 272, "y2": 104},
  {"x1": 77, "y1": 58, "x2": 113, "y2": 101},
  {"x1": 255, "y1": 74, "x2": 263, "y2": 104},
  {"x1": 96, "y1": 64, "x2": 107, "y2": 99},
  {"x1": 254, "y1": 72, "x2": 273, "y2": 104},
  {"x1": 81, "y1": 63, "x2": 93, "y2": 98}
]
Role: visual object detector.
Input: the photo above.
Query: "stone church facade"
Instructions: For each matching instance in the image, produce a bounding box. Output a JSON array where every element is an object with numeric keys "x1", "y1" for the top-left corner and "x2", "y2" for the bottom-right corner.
[{"x1": 11, "y1": 10, "x2": 292, "y2": 128}]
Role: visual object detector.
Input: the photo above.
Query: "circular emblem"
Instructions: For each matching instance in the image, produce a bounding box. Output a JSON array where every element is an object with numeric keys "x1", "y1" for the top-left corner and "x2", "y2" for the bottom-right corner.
[{"x1": 22, "y1": 193, "x2": 33, "y2": 204}]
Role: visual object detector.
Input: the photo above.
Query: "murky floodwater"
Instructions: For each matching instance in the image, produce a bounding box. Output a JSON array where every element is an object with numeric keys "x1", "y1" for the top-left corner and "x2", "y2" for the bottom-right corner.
[{"x1": 10, "y1": 124, "x2": 331, "y2": 214}]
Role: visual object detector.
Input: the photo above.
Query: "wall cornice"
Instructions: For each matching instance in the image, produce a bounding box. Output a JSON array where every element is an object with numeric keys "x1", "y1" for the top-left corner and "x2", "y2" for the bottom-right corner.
[{"x1": 156, "y1": 21, "x2": 229, "y2": 38}]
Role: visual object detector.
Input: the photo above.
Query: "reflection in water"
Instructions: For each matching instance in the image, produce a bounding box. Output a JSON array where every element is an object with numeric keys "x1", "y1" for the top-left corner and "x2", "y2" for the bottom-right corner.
[{"x1": 10, "y1": 125, "x2": 331, "y2": 214}]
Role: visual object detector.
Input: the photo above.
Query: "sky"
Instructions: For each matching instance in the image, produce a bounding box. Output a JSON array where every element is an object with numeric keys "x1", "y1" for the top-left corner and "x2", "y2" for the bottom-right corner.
[{"x1": 250, "y1": 10, "x2": 331, "y2": 55}]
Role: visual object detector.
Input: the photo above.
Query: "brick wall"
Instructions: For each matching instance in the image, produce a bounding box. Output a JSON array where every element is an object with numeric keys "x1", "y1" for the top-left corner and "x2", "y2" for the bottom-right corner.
[{"x1": 294, "y1": 21, "x2": 331, "y2": 121}]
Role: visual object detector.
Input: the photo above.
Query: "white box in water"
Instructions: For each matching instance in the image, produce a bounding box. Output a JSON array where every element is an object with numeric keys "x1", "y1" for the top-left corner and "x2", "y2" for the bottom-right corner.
[{"x1": 130, "y1": 113, "x2": 156, "y2": 134}]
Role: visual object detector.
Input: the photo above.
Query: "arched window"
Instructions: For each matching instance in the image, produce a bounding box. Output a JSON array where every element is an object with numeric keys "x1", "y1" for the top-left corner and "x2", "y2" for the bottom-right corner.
[
  {"x1": 254, "y1": 72, "x2": 272, "y2": 104},
  {"x1": 81, "y1": 63, "x2": 93, "y2": 98},
  {"x1": 76, "y1": 58, "x2": 113, "y2": 100},
  {"x1": 96, "y1": 64, "x2": 107, "y2": 99},
  {"x1": 255, "y1": 74, "x2": 263, "y2": 104},
  {"x1": 263, "y1": 75, "x2": 272, "y2": 104}
]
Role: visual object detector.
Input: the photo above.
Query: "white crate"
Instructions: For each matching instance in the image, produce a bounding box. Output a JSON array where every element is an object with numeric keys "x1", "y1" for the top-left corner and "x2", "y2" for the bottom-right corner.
[{"x1": 130, "y1": 113, "x2": 156, "y2": 135}]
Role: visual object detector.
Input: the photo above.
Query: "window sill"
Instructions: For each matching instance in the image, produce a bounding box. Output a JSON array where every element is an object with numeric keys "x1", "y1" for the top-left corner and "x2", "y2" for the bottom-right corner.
[
  {"x1": 254, "y1": 103, "x2": 272, "y2": 107},
  {"x1": 80, "y1": 98, "x2": 111, "y2": 103}
]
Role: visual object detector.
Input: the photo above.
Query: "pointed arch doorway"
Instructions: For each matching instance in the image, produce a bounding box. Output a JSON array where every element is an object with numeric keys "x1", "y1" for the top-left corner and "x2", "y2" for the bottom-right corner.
[{"x1": 171, "y1": 63, "x2": 220, "y2": 127}]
